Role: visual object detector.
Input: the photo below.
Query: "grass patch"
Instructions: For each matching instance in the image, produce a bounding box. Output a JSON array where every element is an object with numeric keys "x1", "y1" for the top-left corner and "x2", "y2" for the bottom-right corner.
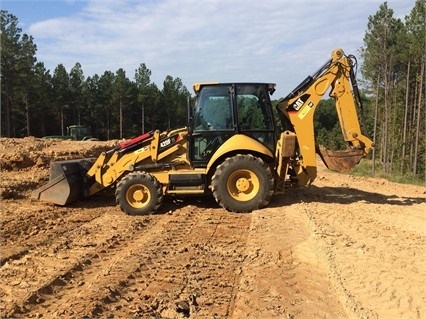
[{"x1": 350, "y1": 160, "x2": 426, "y2": 187}]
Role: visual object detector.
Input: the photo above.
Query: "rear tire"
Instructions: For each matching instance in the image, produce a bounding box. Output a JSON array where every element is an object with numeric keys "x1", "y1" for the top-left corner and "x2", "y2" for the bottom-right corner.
[
  {"x1": 211, "y1": 154, "x2": 274, "y2": 213},
  {"x1": 115, "y1": 171, "x2": 163, "y2": 215}
]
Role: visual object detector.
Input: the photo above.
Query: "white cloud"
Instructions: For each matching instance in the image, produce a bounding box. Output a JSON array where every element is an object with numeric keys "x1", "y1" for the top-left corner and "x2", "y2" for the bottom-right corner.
[{"x1": 28, "y1": 0, "x2": 414, "y2": 98}]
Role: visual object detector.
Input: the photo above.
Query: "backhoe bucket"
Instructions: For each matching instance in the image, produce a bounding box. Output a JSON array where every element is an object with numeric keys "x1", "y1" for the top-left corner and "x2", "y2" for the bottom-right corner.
[
  {"x1": 31, "y1": 158, "x2": 95, "y2": 205},
  {"x1": 317, "y1": 145, "x2": 365, "y2": 172}
]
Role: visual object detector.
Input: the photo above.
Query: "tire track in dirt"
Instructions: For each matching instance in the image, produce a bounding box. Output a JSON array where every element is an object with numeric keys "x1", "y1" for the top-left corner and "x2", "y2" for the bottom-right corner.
[
  {"x1": 0, "y1": 208, "x2": 145, "y2": 317},
  {"x1": 1, "y1": 200, "x2": 107, "y2": 266},
  {"x1": 13, "y1": 212, "x2": 169, "y2": 318},
  {"x1": 297, "y1": 173, "x2": 426, "y2": 319},
  {"x1": 304, "y1": 200, "x2": 425, "y2": 318},
  {"x1": 73, "y1": 206, "x2": 250, "y2": 318},
  {"x1": 1, "y1": 200, "x2": 252, "y2": 318},
  {"x1": 16, "y1": 207, "x2": 197, "y2": 318},
  {"x1": 231, "y1": 201, "x2": 348, "y2": 319}
]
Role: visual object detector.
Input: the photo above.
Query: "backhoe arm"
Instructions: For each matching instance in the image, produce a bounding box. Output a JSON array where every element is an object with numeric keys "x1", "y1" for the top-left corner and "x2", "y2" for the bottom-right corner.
[
  {"x1": 329, "y1": 51, "x2": 374, "y2": 152},
  {"x1": 277, "y1": 48, "x2": 374, "y2": 185}
]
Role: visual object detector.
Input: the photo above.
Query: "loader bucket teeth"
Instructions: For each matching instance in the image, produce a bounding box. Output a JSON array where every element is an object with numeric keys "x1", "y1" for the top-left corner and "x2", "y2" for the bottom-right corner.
[
  {"x1": 317, "y1": 145, "x2": 365, "y2": 172},
  {"x1": 31, "y1": 159, "x2": 95, "y2": 205}
]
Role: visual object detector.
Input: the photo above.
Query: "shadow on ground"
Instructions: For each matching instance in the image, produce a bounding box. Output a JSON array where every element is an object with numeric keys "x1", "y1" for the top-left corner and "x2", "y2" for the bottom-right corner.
[{"x1": 269, "y1": 185, "x2": 425, "y2": 207}]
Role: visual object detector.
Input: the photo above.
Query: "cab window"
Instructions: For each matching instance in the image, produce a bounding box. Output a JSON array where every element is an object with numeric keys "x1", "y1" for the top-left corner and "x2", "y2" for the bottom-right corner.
[
  {"x1": 194, "y1": 86, "x2": 233, "y2": 131},
  {"x1": 236, "y1": 85, "x2": 273, "y2": 130},
  {"x1": 236, "y1": 84, "x2": 275, "y2": 150}
]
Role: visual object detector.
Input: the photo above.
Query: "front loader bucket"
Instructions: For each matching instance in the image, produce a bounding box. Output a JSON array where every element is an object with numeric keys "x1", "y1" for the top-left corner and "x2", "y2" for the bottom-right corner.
[
  {"x1": 317, "y1": 145, "x2": 365, "y2": 172},
  {"x1": 31, "y1": 158, "x2": 95, "y2": 205}
]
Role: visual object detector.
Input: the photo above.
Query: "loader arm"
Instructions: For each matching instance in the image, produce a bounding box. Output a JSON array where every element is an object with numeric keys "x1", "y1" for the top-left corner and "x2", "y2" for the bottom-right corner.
[
  {"x1": 277, "y1": 48, "x2": 374, "y2": 185},
  {"x1": 86, "y1": 128, "x2": 189, "y2": 193},
  {"x1": 32, "y1": 128, "x2": 190, "y2": 206}
]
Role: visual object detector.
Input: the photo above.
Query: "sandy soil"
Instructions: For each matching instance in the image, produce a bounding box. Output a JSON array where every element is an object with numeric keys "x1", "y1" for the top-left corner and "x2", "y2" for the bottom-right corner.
[{"x1": 1, "y1": 137, "x2": 425, "y2": 319}]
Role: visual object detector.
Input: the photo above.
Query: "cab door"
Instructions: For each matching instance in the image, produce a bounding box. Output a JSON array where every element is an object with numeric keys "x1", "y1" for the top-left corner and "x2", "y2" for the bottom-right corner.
[
  {"x1": 235, "y1": 84, "x2": 276, "y2": 152},
  {"x1": 190, "y1": 84, "x2": 235, "y2": 166}
]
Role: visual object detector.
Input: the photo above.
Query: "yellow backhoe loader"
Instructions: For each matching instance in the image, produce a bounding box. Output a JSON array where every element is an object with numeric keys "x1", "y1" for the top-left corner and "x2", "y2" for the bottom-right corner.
[{"x1": 32, "y1": 48, "x2": 374, "y2": 214}]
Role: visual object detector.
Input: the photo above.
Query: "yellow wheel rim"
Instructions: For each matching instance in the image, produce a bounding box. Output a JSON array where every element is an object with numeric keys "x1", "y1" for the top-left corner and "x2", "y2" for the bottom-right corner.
[
  {"x1": 226, "y1": 169, "x2": 259, "y2": 202},
  {"x1": 126, "y1": 184, "x2": 151, "y2": 208}
]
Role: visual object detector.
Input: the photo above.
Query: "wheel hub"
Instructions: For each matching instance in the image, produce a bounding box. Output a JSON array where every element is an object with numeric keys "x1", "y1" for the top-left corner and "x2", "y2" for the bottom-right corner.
[
  {"x1": 127, "y1": 184, "x2": 150, "y2": 208},
  {"x1": 226, "y1": 169, "x2": 260, "y2": 202},
  {"x1": 132, "y1": 189, "x2": 144, "y2": 201},
  {"x1": 236, "y1": 178, "x2": 250, "y2": 192}
]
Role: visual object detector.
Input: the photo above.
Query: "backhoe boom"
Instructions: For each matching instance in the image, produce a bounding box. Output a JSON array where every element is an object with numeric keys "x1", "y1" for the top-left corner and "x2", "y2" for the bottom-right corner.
[{"x1": 276, "y1": 48, "x2": 374, "y2": 184}]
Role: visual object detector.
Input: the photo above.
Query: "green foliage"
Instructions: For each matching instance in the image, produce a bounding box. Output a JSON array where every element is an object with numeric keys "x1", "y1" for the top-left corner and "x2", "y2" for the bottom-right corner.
[
  {"x1": 350, "y1": 160, "x2": 425, "y2": 186},
  {"x1": 203, "y1": 96, "x2": 231, "y2": 128},
  {"x1": 313, "y1": 99, "x2": 346, "y2": 150},
  {"x1": 161, "y1": 75, "x2": 191, "y2": 130},
  {"x1": 360, "y1": 0, "x2": 425, "y2": 180},
  {"x1": 237, "y1": 97, "x2": 264, "y2": 129},
  {"x1": 1, "y1": 10, "x2": 38, "y2": 137}
]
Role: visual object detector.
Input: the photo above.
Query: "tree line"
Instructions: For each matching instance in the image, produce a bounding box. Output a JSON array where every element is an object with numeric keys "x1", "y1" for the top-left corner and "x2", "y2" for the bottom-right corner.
[
  {"x1": 360, "y1": 1, "x2": 425, "y2": 178},
  {"x1": 1, "y1": 10, "x2": 190, "y2": 140},
  {"x1": 1, "y1": 1, "x2": 425, "y2": 180}
]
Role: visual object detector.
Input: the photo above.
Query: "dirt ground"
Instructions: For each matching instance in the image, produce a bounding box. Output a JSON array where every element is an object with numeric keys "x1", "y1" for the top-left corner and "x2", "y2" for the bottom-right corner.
[{"x1": 0, "y1": 137, "x2": 425, "y2": 319}]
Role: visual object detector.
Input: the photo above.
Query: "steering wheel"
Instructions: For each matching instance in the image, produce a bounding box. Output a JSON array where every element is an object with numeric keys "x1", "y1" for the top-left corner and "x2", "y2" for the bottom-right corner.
[{"x1": 201, "y1": 135, "x2": 222, "y2": 158}]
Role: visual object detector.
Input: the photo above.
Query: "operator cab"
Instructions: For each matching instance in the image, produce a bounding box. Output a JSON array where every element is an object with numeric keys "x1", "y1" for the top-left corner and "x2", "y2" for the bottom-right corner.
[{"x1": 190, "y1": 82, "x2": 277, "y2": 166}]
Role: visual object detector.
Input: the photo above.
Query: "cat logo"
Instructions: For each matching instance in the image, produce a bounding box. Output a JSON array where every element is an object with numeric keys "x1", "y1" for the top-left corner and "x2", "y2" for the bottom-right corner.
[
  {"x1": 292, "y1": 98, "x2": 304, "y2": 111},
  {"x1": 288, "y1": 94, "x2": 310, "y2": 112}
]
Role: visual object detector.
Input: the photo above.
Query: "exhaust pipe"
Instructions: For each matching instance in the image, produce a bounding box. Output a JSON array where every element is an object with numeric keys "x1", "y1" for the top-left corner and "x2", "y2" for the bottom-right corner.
[{"x1": 31, "y1": 158, "x2": 95, "y2": 205}]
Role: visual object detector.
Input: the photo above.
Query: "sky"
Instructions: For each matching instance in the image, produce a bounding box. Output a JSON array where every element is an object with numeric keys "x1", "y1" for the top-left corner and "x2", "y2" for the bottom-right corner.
[{"x1": 2, "y1": 0, "x2": 414, "y2": 98}]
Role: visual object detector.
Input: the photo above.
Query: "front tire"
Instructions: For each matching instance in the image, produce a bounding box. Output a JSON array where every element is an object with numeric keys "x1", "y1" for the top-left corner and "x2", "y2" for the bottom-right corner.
[
  {"x1": 115, "y1": 171, "x2": 163, "y2": 215},
  {"x1": 211, "y1": 154, "x2": 274, "y2": 213}
]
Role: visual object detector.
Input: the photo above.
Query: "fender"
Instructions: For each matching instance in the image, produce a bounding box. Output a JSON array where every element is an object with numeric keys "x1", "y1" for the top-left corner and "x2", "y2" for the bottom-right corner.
[{"x1": 206, "y1": 134, "x2": 273, "y2": 171}]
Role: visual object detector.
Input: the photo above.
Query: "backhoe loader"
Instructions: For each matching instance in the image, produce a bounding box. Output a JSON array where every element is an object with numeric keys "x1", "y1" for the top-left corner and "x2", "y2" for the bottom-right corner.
[{"x1": 32, "y1": 48, "x2": 374, "y2": 214}]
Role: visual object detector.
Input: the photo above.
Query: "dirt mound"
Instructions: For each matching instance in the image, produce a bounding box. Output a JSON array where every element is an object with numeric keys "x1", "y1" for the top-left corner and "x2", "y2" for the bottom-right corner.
[
  {"x1": 0, "y1": 137, "x2": 118, "y2": 171},
  {"x1": 0, "y1": 137, "x2": 118, "y2": 200}
]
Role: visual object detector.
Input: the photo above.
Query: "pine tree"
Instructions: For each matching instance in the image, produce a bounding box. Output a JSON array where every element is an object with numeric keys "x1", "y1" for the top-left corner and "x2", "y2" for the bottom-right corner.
[
  {"x1": 1, "y1": 10, "x2": 37, "y2": 137},
  {"x1": 361, "y1": 2, "x2": 404, "y2": 174}
]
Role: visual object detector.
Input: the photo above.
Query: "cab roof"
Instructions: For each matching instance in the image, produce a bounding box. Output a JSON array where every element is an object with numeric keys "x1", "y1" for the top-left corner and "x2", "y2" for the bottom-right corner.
[{"x1": 193, "y1": 82, "x2": 276, "y2": 95}]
